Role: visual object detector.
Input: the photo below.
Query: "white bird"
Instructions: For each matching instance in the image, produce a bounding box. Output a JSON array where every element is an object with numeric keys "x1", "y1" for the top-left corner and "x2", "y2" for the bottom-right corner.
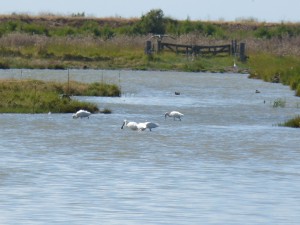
[
  {"x1": 72, "y1": 109, "x2": 91, "y2": 119},
  {"x1": 233, "y1": 58, "x2": 238, "y2": 69},
  {"x1": 138, "y1": 122, "x2": 159, "y2": 131},
  {"x1": 165, "y1": 111, "x2": 184, "y2": 121},
  {"x1": 121, "y1": 120, "x2": 139, "y2": 130}
]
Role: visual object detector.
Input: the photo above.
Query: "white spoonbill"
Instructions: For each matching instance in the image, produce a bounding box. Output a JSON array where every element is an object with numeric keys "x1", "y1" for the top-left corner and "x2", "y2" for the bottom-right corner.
[
  {"x1": 233, "y1": 59, "x2": 237, "y2": 69},
  {"x1": 72, "y1": 109, "x2": 91, "y2": 119},
  {"x1": 121, "y1": 120, "x2": 139, "y2": 130},
  {"x1": 138, "y1": 122, "x2": 159, "y2": 131},
  {"x1": 165, "y1": 111, "x2": 184, "y2": 121}
]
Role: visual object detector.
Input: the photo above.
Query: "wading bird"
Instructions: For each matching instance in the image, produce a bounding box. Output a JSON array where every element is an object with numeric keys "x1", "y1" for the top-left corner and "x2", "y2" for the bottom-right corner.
[
  {"x1": 165, "y1": 111, "x2": 184, "y2": 121},
  {"x1": 72, "y1": 109, "x2": 91, "y2": 119},
  {"x1": 121, "y1": 120, "x2": 139, "y2": 130},
  {"x1": 138, "y1": 122, "x2": 159, "y2": 131}
]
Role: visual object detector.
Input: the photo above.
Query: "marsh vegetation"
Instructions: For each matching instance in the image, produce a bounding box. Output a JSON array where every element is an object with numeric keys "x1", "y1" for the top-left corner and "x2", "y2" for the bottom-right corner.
[
  {"x1": 1, "y1": 11, "x2": 300, "y2": 73},
  {"x1": 0, "y1": 79, "x2": 120, "y2": 113}
]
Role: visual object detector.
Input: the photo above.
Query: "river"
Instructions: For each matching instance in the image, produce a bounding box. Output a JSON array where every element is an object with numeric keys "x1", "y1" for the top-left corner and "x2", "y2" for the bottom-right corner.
[{"x1": 0, "y1": 69, "x2": 300, "y2": 225}]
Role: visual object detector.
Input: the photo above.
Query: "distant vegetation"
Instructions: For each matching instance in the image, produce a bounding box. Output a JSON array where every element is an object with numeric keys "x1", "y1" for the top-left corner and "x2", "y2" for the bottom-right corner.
[{"x1": 1, "y1": 10, "x2": 300, "y2": 38}]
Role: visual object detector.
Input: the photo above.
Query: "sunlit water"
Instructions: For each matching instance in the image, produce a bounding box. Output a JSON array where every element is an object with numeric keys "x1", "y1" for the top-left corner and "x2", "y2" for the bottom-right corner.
[{"x1": 1, "y1": 69, "x2": 300, "y2": 225}]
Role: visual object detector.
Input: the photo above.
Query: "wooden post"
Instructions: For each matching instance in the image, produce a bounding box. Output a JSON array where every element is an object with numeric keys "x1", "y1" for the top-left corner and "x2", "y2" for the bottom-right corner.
[
  {"x1": 157, "y1": 40, "x2": 162, "y2": 53},
  {"x1": 145, "y1": 41, "x2": 152, "y2": 54},
  {"x1": 239, "y1": 42, "x2": 247, "y2": 62},
  {"x1": 67, "y1": 69, "x2": 70, "y2": 95},
  {"x1": 231, "y1": 40, "x2": 237, "y2": 55}
]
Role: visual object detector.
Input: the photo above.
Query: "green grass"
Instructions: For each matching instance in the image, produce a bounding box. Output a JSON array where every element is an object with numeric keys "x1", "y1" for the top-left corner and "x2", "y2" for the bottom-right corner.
[
  {"x1": 0, "y1": 32, "x2": 248, "y2": 72},
  {"x1": 0, "y1": 79, "x2": 120, "y2": 113},
  {"x1": 248, "y1": 53, "x2": 300, "y2": 96},
  {"x1": 134, "y1": 52, "x2": 245, "y2": 72},
  {"x1": 279, "y1": 115, "x2": 300, "y2": 128}
]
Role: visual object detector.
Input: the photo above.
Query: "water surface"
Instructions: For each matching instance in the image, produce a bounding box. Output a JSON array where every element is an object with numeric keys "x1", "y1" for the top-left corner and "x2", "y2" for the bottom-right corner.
[{"x1": 1, "y1": 69, "x2": 300, "y2": 225}]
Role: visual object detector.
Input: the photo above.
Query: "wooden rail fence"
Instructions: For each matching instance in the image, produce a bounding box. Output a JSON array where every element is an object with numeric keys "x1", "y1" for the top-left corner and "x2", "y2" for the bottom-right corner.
[
  {"x1": 145, "y1": 39, "x2": 247, "y2": 62},
  {"x1": 160, "y1": 42, "x2": 231, "y2": 56}
]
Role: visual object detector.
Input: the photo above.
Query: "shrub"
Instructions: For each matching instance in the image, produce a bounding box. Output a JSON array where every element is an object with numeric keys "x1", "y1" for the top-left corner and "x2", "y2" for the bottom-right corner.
[{"x1": 138, "y1": 9, "x2": 166, "y2": 34}]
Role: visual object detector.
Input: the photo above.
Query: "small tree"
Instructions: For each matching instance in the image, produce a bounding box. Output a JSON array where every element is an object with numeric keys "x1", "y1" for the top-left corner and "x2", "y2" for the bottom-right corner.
[{"x1": 139, "y1": 9, "x2": 166, "y2": 34}]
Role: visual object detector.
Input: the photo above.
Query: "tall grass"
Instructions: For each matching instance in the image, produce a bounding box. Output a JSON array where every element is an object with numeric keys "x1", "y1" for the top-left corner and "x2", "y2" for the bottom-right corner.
[
  {"x1": 0, "y1": 33, "x2": 147, "y2": 69},
  {"x1": 248, "y1": 53, "x2": 300, "y2": 96},
  {"x1": 0, "y1": 33, "x2": 246, "y2": 71}
]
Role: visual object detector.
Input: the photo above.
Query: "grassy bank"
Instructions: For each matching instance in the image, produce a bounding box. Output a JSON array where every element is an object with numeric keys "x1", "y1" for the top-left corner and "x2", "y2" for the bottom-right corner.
[
  {"x1": 248, "y1": 53, "x2": 300, "y2": 128},
  {"x1": 248, "y1": 53, "x2": 300, "y2": 95},
  {"x1": 0, "y1": 79, "x2": 120, "y2": 113}
]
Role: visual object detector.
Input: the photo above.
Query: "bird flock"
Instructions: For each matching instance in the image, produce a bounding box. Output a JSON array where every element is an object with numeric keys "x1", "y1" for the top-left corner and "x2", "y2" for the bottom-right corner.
[
  {"x1": 72, "y1": 109, "x2": 184, "y2": 132},
  {"x1": 121, "y1": 110, "x2": 183, "y2": 132},
  {"x1": 121, "y1": 120, "x2": 159, "y2": 131}
]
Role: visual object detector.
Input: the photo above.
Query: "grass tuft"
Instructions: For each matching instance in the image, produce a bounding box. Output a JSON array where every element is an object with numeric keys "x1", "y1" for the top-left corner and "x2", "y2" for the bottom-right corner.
[
  {"x1": 272, "y1": 98, "x2": 286, "y2": 108},
  {"x1": 279, "y1": 115, "x2": 300, "y2": 128}
]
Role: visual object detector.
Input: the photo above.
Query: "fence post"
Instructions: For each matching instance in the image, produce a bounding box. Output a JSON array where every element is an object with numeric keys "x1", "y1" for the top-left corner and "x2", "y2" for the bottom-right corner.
[
  {"x1": 157, "y1": 40, "x2": 162, "y2": 53},
  {"x1": 239, "y1": 42, "x2": 247, "y2": 62},
  {"x1": 231, "y1": 40, "x2": 237, "y2": 55},
  {"x1": 145, "y1": 41, "x2": 152, "y2": 55}
]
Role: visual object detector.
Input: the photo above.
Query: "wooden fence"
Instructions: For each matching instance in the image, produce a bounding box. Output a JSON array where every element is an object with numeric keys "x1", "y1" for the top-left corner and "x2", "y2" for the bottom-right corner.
[
  {"x1": 160, "y1": 42, "x2": 231, "y2": 56},
  {"x1": 145, "y1": 39, "x2": 247, "y2": 62}
]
